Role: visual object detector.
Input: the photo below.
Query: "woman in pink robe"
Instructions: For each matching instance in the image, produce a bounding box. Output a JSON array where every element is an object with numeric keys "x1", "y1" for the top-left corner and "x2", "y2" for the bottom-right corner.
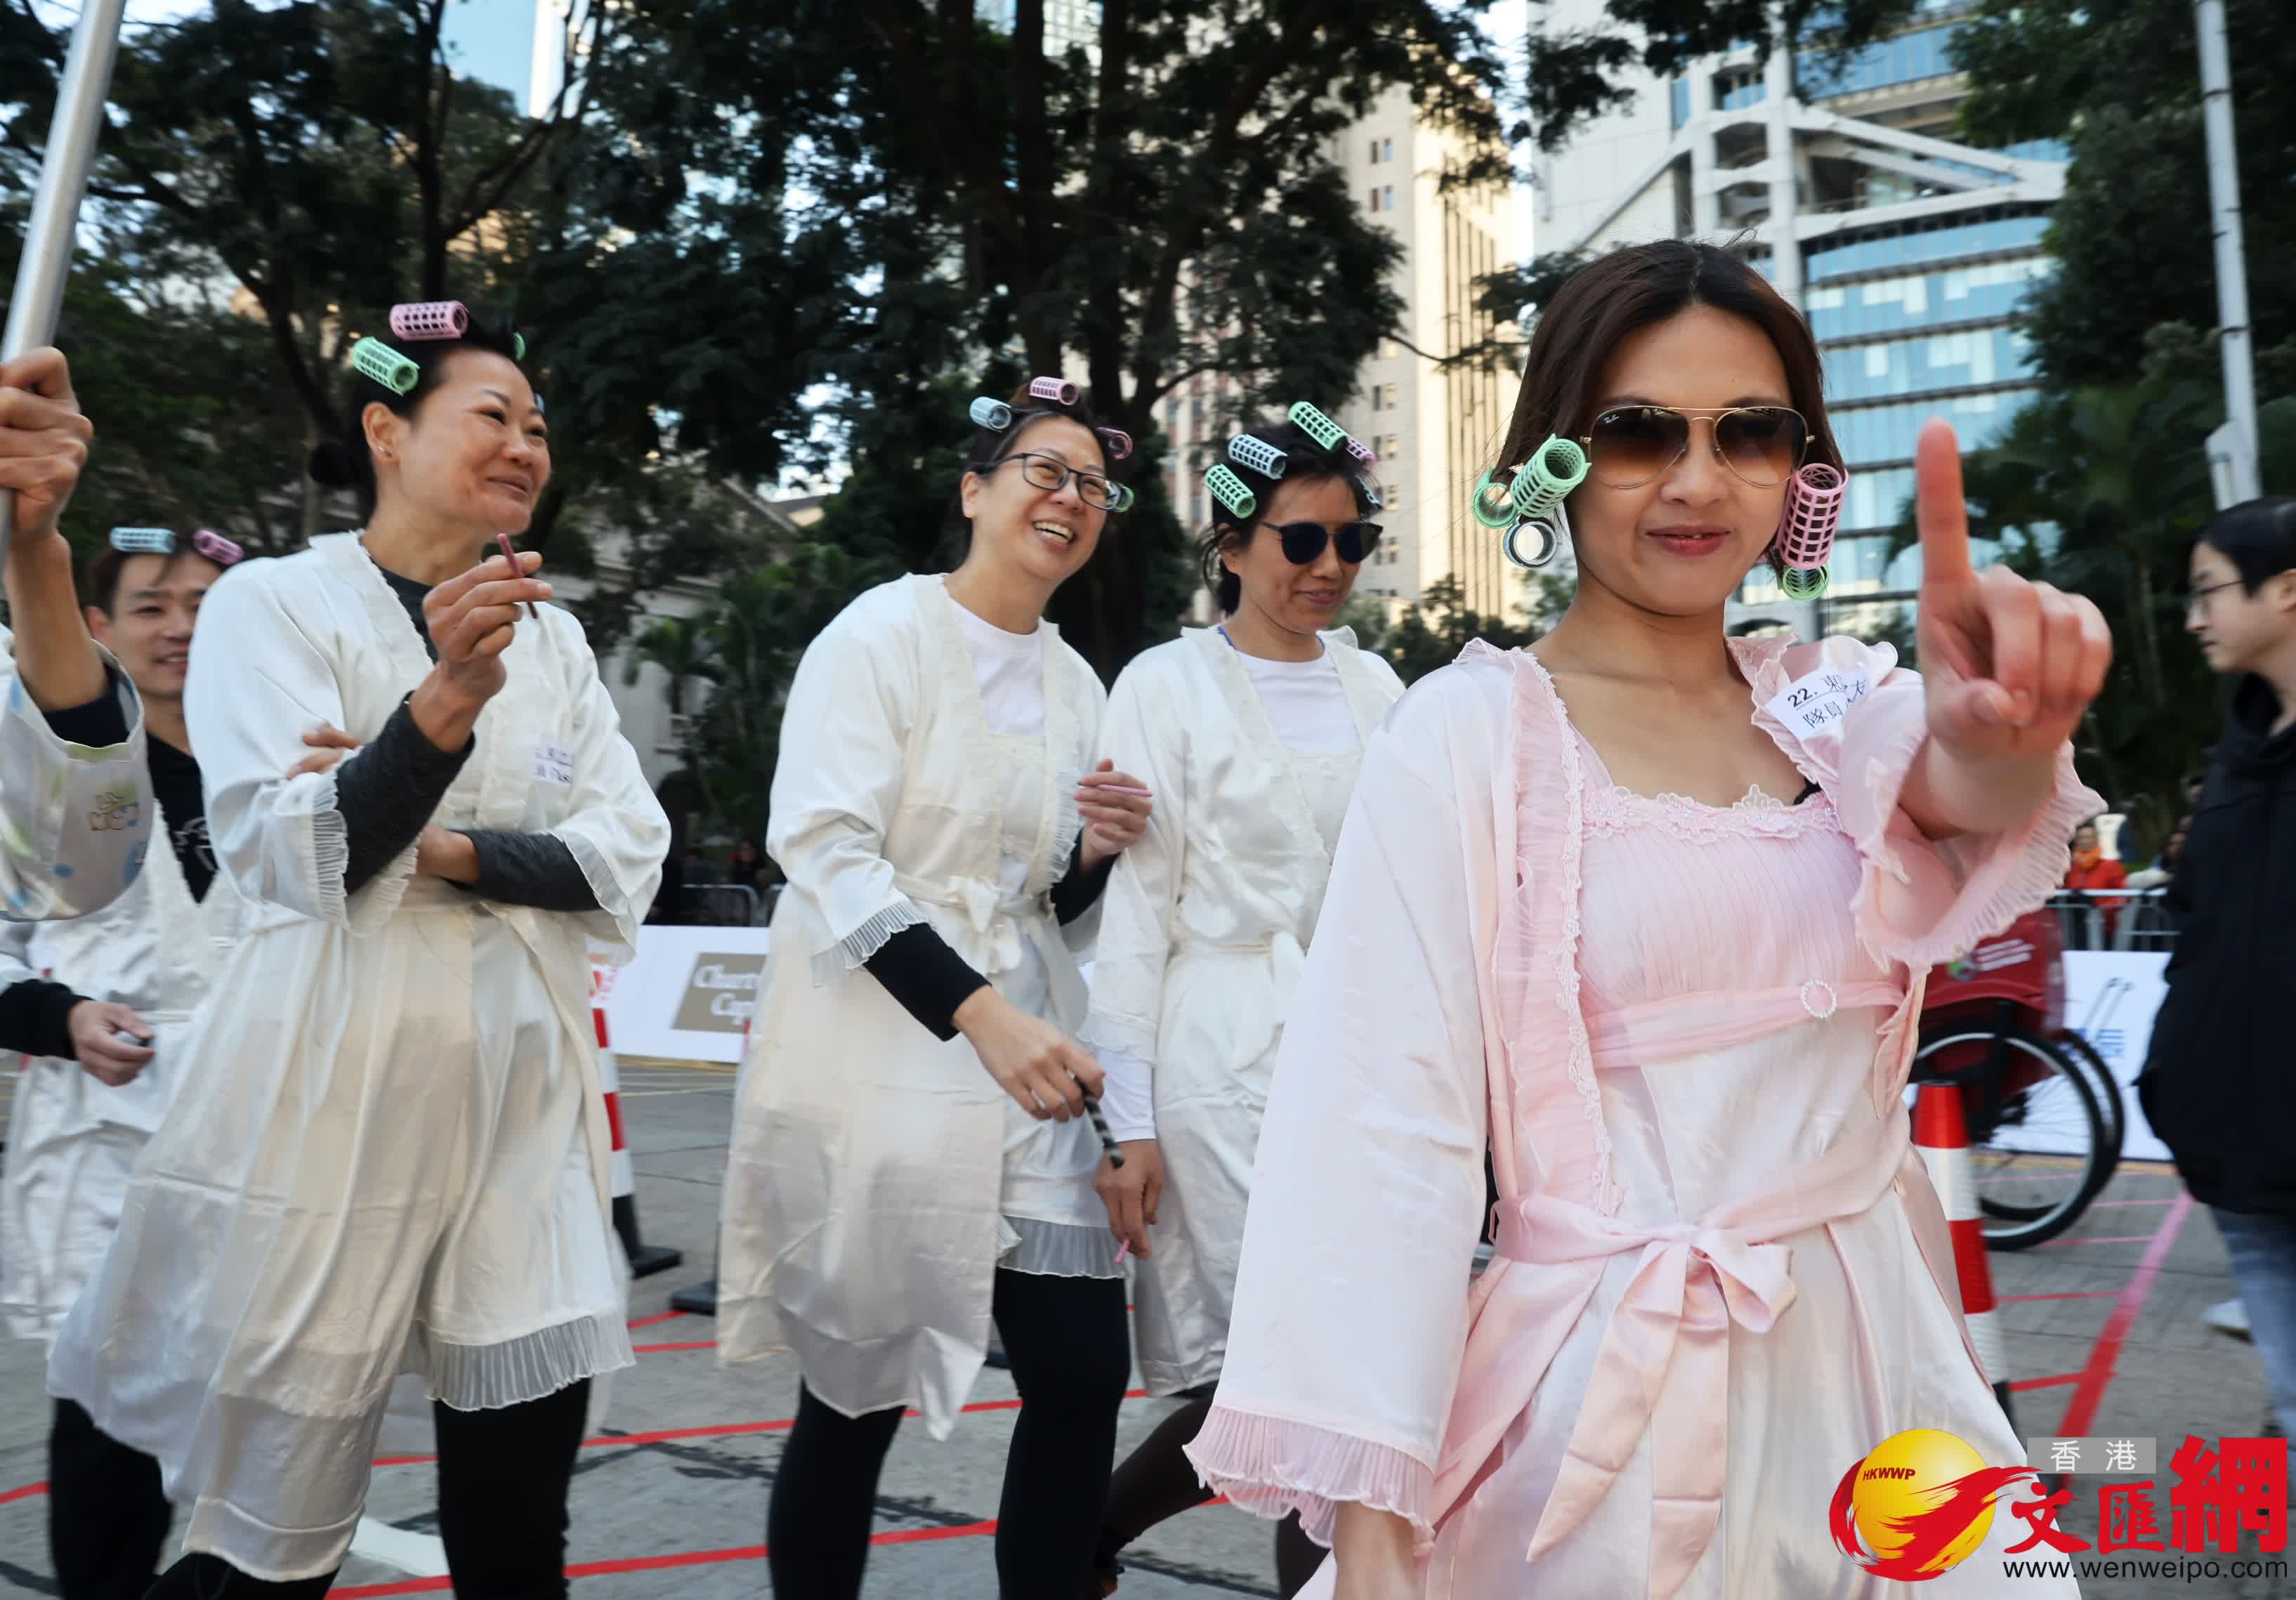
[{"x1": 1186, "y1": 241, "x2": 2107, "y2": 1599}]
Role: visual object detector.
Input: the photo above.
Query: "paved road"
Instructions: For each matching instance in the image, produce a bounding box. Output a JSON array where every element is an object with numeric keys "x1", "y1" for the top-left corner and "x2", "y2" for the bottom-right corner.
[{"x1": 0, "y1": 1057, "x2": 2283, "y2": 1596}]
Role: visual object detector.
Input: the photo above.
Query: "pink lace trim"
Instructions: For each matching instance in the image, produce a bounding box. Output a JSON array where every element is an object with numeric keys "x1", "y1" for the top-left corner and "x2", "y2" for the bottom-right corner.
[
  {"x1": 1583, "y1": 779, "x2": 1839, "y2": 843},
  {"x1": 1506, "y1": 648, "x2": 1613, "y2": 1211},
  {"x1": 1183, "y1": 1403, "x2": 1438, "y2": 1553}
]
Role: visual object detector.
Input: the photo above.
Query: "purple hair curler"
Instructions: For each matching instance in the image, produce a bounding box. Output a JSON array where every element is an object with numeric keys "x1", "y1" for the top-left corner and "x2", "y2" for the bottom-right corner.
[
  {"x1": 1773, "y1": 461, "x2": 1847, "y2": 572},
  {"x1": 1096, "y1": 426, "x2": 1133, "y2": 461},
  {"x1": 190, "y1": 528, "x2": 244, "y2": 566},
  {"x1": 389, "y1": 301, "x2": 470, "y2": 342},
  {"x1": 1029, "y1": 376, "x2": 1080, "y2": 407},
  {"x1": 1344, "y1": 436, "x2": 1377, "y2": 468}
]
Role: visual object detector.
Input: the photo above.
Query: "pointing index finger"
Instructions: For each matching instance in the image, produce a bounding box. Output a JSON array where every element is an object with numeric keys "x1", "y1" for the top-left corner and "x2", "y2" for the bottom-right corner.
[{"x1": 1915, "y1": 418, "x2": 1974, "y2": 584}]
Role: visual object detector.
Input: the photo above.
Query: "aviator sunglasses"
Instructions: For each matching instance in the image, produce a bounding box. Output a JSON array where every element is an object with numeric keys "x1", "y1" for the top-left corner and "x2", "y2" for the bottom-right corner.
[
  {"x1": 1578, "y1": 405, "x2": 1812, "y2": 490},
  {"x1": 1257, "y1": 520, "x2": 1383, "y2": 565}
]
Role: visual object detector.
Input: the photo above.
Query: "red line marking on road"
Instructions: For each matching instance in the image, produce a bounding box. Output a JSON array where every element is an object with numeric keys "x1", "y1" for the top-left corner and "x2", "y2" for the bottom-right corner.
[
  {"x1": 2001, "y1": 1291, "x2": 2117, "y2": 1302},
  {"x1": 0, "y1": 1479, "x2": 46, "y2": 1505},
  {"x1": 625, "y1": 1309, "x2": 687, "y2": 1330},
  {"x1": 631, "y1": 1339, "x2": 715, "y2": 1353},
  {"x1": 2011, "y1": 1372, "x2": 2081, "y2": 1391},
  {"x1": 2037, "y1": 1235, "x2": 2156, "y2": 1247},
  {"x1": 2053, "y1": 1192, "x2": 2198, "y2": 1442}
]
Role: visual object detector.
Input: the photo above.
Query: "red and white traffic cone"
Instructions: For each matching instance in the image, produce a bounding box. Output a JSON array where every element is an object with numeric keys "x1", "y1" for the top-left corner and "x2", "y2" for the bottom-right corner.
[
  {"x1": 1913, "y1": 1081, "x2": 2014, "y2": 1427},
  {"x1": 593, "y1": 993, "x2": 683, "y2": 1278}
]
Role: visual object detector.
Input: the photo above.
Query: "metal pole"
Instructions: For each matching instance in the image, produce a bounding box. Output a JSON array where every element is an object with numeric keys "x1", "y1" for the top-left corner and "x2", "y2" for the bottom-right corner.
[
  {"x1": 2195, "y1": 0, "x2": 2259, "y2": 504},
  {"x1": 0, "y1": 0, "x2": 129, "y2": 565}
]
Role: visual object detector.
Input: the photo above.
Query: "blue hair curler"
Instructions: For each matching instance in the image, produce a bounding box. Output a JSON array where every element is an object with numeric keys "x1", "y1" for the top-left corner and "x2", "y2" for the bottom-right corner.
[
  {"x1": 350, "y1": 336, "x2": 419, "y2": 396},
  {"x1": 1205, "y1": 464, "x2": 1257, "y2": 521},
  {"x1": 970, "y1": 396, "x2": 1014, "y2": 432},
  {"x1": 1287, "y1": 401, "x2": 1348, "y2": 454},
  {"x1": 1228, "y1": 435, "x2": 1289, "y2": 479},
  {"x1": 108, "y1": 527, "x2": 175, "y2": 554}
]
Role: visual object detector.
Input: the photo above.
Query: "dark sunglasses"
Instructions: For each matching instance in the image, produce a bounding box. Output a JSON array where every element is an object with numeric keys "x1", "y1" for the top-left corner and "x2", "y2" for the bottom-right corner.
[
  {"x1": 1259, "y1": 520, "x2": 1382, "y2": 565},
  {"x1": 1579, "y1": 405, "x2": 1811, "y2": 490}
]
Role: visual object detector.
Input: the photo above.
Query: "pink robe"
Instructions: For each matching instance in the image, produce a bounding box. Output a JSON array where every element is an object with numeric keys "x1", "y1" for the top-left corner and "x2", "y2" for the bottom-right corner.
[{"x1": 1187, "y1": 635, "x2": 2096, "y2": 1599}]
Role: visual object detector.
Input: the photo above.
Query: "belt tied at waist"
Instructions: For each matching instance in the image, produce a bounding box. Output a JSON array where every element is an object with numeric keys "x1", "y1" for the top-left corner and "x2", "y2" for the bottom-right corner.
[
  {"x1": 896, "y1": 873, "x2": 1087, "y2": 1028},
  {"x1": 1495, "y1": 1105, "x2": 1910, "y2": 1598}
]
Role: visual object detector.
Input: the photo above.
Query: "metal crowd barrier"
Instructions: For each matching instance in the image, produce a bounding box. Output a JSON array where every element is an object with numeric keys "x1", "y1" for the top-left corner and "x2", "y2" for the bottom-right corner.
[{"x1": 2043, "y1": 886, "x2": 2177, "y2": 954}]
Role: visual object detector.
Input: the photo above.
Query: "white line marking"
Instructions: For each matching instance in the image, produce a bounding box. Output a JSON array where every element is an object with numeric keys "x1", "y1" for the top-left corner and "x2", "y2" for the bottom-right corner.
[{"x1": 350, "y1": 1517, "x2": 451, "y2": 1577}]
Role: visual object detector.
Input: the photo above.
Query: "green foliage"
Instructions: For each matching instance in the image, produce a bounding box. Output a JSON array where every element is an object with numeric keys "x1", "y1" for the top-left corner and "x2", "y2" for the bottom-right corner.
[
  {"x1": 1950, "y1": 0, "x2": 2296, "y2": 389},
  {"x1": 1375, "y1": 572, "x2": 1549, "y2": 683}
]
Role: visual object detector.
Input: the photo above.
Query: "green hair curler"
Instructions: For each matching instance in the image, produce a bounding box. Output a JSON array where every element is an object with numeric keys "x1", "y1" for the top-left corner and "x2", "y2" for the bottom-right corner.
[
  {"x1": 350, "y1": 336, "x2": 419, "y2": 396},
  {"x1": 1287, "y1": 401, "x2": 1348, "y2": 454},
  {"x1": 1205, "y1": 464, "x2": 1257, "y2": 521},
  {"x1": 1470, "y1": 468, "x2": 1518, "y2": 530},
  {"x1": 1507, "y1": 435, "x2": 1589, "y2": 522},
  {"x1": 1779, "y1": 565, "x2": 1830, "y2": 601},
  {"x1": 513, "y1": 332, "x2": 526, "y2": 362}
]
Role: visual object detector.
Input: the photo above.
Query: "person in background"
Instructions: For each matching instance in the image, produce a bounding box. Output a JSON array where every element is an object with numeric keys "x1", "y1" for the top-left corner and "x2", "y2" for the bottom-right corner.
[
  {"x1": 0, "y1": 527, "x2": 258, "y2": 1600},
  {"x1": 683, "y1": 843, "x2": 720, "y2": 884},
  {"x1": 2125, "y1": 815, "x2": 2188, "y2": 891},
  {"x1": 2140, "y1": 496, "x2": 2296, "y2": 1438},
  {"x1": 728, "y1": 837, "x2": 768, "y2": 892},
  {"x1": 2063, "y1": 817, "x2": 2129, "y2": 944},
  {"x1": 0, "y1": 348, "x2": 156, "y2": 920}
]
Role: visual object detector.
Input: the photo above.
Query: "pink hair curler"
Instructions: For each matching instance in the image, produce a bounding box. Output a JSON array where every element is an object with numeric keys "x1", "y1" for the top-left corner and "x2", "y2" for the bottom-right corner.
[
  {"x1": 189, "y1": 528, "x2": 244, "y2": 566},
  {"x1": 1344, "y1": 436, "x2": 1377, "y2": 468},
  {"x1": 389, "y1": 301, "x2": 470, "y2": 342},
  {"x1": 1029, "y1": 376, "x2": 1080, "y2": 407},
  {"x1": 1773, "y1": 461, "x2": 1846, "y2": 572},
  {"x1": 1096, "y1": 426, "x2": 1133, "y2": 461}
]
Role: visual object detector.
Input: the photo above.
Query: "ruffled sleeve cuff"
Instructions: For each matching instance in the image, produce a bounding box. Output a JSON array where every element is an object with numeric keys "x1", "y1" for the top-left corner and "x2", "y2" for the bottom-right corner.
[
  {"x1": 1182, "y1": 1404, "x2": 1438, "y2": 1554},
  {"x1": 812, "y1": 896, "x2": 929, "y2": 986},
  {"x1": 1839, "y1": 705, "x2": 2101, "y2": 969}
]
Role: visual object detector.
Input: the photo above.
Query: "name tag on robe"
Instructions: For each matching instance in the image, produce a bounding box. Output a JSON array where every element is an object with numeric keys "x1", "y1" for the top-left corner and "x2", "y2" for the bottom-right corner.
[
  {"x1": 533, "y1": 741, "x2": 575, "y2": 787},
  {"x1": 1765, "y1": 666, "x2": 1870, "y2": 737}
]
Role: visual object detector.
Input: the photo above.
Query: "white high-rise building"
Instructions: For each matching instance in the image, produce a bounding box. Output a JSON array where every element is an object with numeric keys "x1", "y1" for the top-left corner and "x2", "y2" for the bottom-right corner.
[
  {"x1": 1530, "y1": 0, "x2": 2066, "y2": 641},
  {"x1": 440, "y1": 0, "x2": 572, "y2": 117}
]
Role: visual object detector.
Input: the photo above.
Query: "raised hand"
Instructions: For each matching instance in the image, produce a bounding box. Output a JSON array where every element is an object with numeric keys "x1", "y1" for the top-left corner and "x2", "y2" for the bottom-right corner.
[
  {"x1": 1914, "y1": 419, "x2": 2110, "y2": 763},
  {"x1": 1077, "y1": 759, "x2": 1153, "y2": 869},
  {"x1": 0, "y1": 347, "x2": 93, "y2": 546},
  {"x1": 423, "y1": 549, "x2": 551, "y2": 708}
]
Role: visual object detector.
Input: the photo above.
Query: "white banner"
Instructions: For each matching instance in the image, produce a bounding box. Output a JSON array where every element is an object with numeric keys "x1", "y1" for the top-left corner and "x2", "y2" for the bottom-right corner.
[
  {"x1": 2061, "y1": 951, "x2": 2173, "y2": 1163},
  {"x1": 591, "y1": 925, "x2": 773, "y2": 1065}
]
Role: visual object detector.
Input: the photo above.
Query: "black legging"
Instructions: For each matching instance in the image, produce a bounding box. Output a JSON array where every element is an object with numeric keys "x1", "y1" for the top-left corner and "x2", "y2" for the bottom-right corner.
[
  {"x1": 1094, "y1": 1394, "x2": 1325, "y2": 1596},
  {"x1": 768, "y1": 1268, "x2": 1131, "y2": 1599},
  {"x1": 49, "y1": 1398, "x2": 173, "y2": 1600},
  {"x1": 140, "y1": 1379, "x2": 591, "y2": 1599}
]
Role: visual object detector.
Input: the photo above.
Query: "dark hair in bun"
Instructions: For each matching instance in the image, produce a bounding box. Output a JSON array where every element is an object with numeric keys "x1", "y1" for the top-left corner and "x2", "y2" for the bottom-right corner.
[
  {"x1": 1195, "y1": 419, "x2": 1378, "y2": 614},
  {"x1": 309, "y1": 312, "x2": 527, "y2": 520}
]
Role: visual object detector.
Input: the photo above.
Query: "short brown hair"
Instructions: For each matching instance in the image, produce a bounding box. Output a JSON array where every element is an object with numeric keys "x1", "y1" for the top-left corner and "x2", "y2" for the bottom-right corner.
[
  {"x1": 85, "y1": 542, "x2": 211, "y2": 615},
  {"x1": 1497, "y1": 241, "x2": 1843, "y2": 570}
]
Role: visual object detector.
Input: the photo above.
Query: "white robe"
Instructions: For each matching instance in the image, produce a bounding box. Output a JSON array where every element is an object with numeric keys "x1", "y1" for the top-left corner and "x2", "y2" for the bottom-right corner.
[
  {"x1": 718, "y1": 573, "x2": 1107, "y2": 1436},
  {"x1": 0, "y1": 624, "x2": 152, "y2": 922},
  {"x1": 1084, "y1": 628, "x2": 1401, "y2": 1395},
  {"x1": 48, "y1": 532, "x2": 669, "y2": 1582},
  {"x1": 0, "y1": 806, "x2": 254, "y2": 1344}
]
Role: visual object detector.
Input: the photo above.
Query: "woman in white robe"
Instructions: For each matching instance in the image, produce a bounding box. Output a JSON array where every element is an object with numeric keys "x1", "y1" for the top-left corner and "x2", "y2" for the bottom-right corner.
[
  {"x1": 0, "y1": 530, "x2": 258, "y2": 1600},
  {"x1": 48, "y1": 309, "x2": 667, "y2": 1596},
  {"x1": 718, "y1": 382, "x2": 1153, "y2": 1599},
  {"x1": 0, "y1": 347, "x2": 152, "y2": 922},
  {"x1": 1186, "y1": 242, "x2": 2103, "y2": 1599},
  {"x1": 1084, "y1": 410, "x2": 1403, "y2": 1596}
]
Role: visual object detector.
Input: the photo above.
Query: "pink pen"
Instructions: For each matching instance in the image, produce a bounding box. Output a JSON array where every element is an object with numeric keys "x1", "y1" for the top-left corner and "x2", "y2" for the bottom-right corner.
[
  {"x1": 1115, "y1": 1240, "x2": 1131, "y2": 1266},
  {"x1": 1087, "y1": 785, "x2": 1153, "y2": 798}
]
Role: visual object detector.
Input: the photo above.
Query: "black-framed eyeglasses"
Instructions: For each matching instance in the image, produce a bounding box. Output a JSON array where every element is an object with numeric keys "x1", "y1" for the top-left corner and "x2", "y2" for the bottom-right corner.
[
  {"x1": 1259, "y1": 520, "x2": 1382, "y2": 565},
  {"x1": 1578, "y1": 405, "x2": 1811, "y2": 490},
  {"x1": 2182, "y1": 577, "x2": 2247, "y2": 616},
  {"x1": 983, "y1": 451, "x2": 1135, "y2": 513}
]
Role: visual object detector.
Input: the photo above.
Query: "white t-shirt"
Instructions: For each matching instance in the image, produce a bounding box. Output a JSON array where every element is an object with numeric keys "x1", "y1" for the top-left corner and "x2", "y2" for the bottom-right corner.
[
  {"x1": 1234, "y1": 642, "x2": 1360, "y2": 754},
  {"x1": 951, "y1": 601, "x2": 1047, "y2": 737}
]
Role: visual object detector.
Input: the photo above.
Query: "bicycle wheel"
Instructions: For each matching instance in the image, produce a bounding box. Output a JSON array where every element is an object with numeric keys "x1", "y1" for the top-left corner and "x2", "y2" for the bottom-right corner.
[
  {"x1": 2051, "y1": 1028, "x2": 2126, "y2": 1195},
  {"x1": 1910, "y1": 1022, "x2": 2108, "y2": 1250}
]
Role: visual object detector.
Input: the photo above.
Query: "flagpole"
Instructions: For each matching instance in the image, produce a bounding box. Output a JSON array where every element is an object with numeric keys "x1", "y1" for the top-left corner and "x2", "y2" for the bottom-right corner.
[{"x1": 0, "y1": 0, "x2": 129, "y2": 564}]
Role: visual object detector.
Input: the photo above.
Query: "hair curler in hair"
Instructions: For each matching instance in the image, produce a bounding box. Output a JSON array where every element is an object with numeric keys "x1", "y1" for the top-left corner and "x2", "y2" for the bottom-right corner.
[
  {"x1": 1287, "y1": 401, "x2": 1348, "y2": 454},
  {"x1": 1773, "y1": 461, "x2": 1846, "y2": 595},
  {"x1": 1029, "y1": 376, "x2": 1080, "y2": 407},
  {"x1": 389, "y1": 301, "x2": 470, "y2": 342},
  {"x1": 1344, "y1": 436, "x2": 1377, "y2": 468},
  {"x1": 1360, "y1": 478, "x2": 1385, "y2": 511},
  {"x1": 1508, "y1": 435, "x2": 1589, "y2": 523},
  {"x1": 1104, "y1": 480, "x2": 1139, "y2": 514},
  {"x1": 1502, "y1": 516, "x2": 1564, "y2": 571},
  {"x1": 1205, "y1": 464, "x2": 1257, "y2": 522},
  {"x1": 350, "y1": 336, "x2": 419, "y2": 396},
  {"x1": 109, "y1": 527, "x2": 174, "y2": 554},
  {"x1": 1228, "y1": 435, "x2": 1289, "y2": 480},
  {"x1": 190, "y1": 528, "x2": 244, "y2": 566},
  {"x1": 969, "y1": 395, "x2": 1014, "y2": 432},
  {"x1": 1470, "y1": 468, "x2": 1519, "y2": 530},
  {"x1": 513, "y1": 332, "x2": 527, "y2": 362},
  {"x1": 1096, "y1": 426, "x2": 1134, "y2": 461}
]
